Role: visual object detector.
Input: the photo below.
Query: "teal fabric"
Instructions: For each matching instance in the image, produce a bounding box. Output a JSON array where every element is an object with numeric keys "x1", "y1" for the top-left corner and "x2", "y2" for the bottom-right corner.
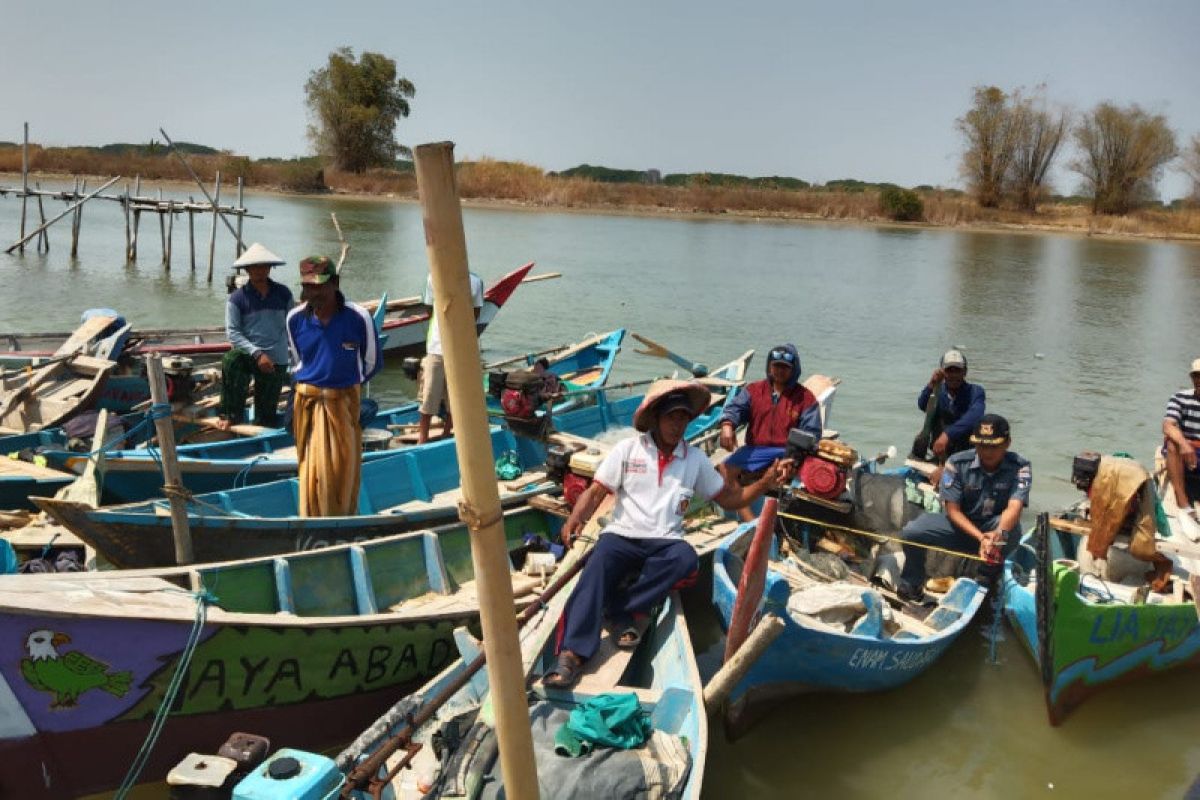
[
  {"x1": 495, "y1": 450, "x2": 523, "y2": 481},
  {"x1": 555, "y1": 692, "x2": 651, "y2": 757},
  {"x1": 0, "y1": 539, "x2": 17, "y2": 575}
]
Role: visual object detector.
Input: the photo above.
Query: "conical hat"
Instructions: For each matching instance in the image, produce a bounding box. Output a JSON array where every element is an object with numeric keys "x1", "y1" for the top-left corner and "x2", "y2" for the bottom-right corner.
[
  {"x1": 632, "y1": 379, "x2": 712, "y2": 432},
  {"x1": 233, "y1": 243, "x2": 286, "y2": 269}
]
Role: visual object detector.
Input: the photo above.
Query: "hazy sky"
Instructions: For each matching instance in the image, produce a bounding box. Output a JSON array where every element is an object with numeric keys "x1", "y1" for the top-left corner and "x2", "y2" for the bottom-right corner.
[{"x1": 3, "y1": 0, "x2": 1198, "y2": 198}]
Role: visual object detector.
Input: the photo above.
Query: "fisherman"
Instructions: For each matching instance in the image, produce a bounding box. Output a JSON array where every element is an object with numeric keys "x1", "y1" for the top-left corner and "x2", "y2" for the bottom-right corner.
[
  {"x1": 912, "y1": 348, "x2": 986, "y2": 463},
  {"x1": 896, "y1": 413, "x2": 1031, "y2": 602},
  {"x1": 286, "y1": 256, "x2": 381, "y2": 517},
  {"x1": 543, "y1": 380, "x2": 791, "y2": 688},
  {"x1": 717, "y1": 343, "x2": 821, "y2": 521},
  {"x1": 217, "y1": 243, "x2": 293, "y2": 430},
  {"x1": 416, "y1": 270, "x2": 484, "y2": 443},
  {"x1": 1162, "y1": 358, "x2": 1200, "y2": 537}
]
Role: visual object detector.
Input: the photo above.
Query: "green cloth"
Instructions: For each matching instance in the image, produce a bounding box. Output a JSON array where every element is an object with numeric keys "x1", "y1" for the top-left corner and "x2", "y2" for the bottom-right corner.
[
  {"x1": 495, "y1": 450, "x2": 523, "y2": 480},
  {"x1": 554, "y1": 692, "x2": 652, "y2": 758}
]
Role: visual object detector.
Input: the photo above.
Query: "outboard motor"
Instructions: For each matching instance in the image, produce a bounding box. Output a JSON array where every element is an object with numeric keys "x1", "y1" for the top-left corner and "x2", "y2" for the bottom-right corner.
[
  {"x1": 545, "y1": 440, "x2": 606, "y2": 507},
  {"x1": 162, "y1": 356, "x2": 197, "y2": 405},
  {"x1": 1072, "y1": 450, "x2": 1102, "y2": 493}
]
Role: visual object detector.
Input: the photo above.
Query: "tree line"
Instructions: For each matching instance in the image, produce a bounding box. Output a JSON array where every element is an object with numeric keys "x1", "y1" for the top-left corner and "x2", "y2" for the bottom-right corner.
[{"x1": 299, "y1": 50, "x2": 1200, "y2": 214}]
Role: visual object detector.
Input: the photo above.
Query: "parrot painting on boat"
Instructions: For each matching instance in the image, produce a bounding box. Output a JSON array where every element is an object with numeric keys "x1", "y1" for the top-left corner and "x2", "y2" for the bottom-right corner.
[{"x1": 20, "y1": 629, "x2": 132, "y2": 708}]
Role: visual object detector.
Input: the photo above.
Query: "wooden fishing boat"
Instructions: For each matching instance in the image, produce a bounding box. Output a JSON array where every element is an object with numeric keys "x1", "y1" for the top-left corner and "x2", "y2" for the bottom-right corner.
[
  {"x1": 0, "y1": 506, "x2": 569, "y2": 800},
  {"x1": 712, "y1": 518, "x2": 987, "y2": 738},
  {"x1": 0, "y1": 262, "x2": 536, "y2": 362},
  {"x1": 0, "y1": 355, "x2": 117, "y2": 436},
  {"x1": 1004, "y1": 504, "x2": 1200, "y2": 725},
  {"x1": 188, "y1": 506, "x2": 727, "y2": 800},
  {"x1": 485, "y1": 327, "x2": 627, "y2": 414}
]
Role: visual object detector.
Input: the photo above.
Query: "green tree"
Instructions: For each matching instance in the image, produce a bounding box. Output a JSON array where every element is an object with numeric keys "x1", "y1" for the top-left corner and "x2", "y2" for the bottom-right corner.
[
  {"x1": 956, "y1": 86, "x2": 1021, "y2": 208},
  {"x1": 1069, "y1": 103, "x2": 1177, "y2": 215},
  {"x1": 305, "y1": 47, "x2": 415, "y2": 173}
]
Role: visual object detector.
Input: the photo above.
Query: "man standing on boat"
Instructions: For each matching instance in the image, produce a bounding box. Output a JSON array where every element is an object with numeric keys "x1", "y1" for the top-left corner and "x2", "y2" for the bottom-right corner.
[
  {"x1": 1162, "y1": 358, "x2": 1200, "y2": 537},
  {"x1": 286, "y1": 256, "x2": 381, "y2": 517},
  {"x1": 543, "y1": 380, "x2": 791, "y2": 688},
  {"x1": 895, "y1": 414, "x2": 1031, "y2": 602},
  {"x1": 217, "y1": 244, "x2": 293, "y2": 430},
  {"x1": 717, "y1": 343, "x2": 821, "y2": 521},
  {"x1": 912, "y1": 349, "x2": 986, "y2": 466},
  {"x1": 416, "y1": 270, "x2": 483, "y2": 443}
]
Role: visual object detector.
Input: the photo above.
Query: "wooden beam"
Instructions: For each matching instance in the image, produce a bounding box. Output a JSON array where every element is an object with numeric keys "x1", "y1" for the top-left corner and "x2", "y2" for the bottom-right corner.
[{"x1": 5, "y1": 176, "x2": 120, "y2": 254}]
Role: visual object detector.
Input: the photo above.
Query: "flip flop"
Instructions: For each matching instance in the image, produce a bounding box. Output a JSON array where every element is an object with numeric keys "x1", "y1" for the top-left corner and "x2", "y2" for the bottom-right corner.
[
  {"x1": 543, "y1": 651, "x2": 584, "y2": 689},
  {"x1": 616, "y1": 618, "x2": 649, "y2": 650}
]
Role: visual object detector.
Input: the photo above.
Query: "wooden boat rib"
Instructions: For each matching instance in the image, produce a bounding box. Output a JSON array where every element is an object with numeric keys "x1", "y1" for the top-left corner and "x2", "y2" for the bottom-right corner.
[
  {"x1": 0, "y1": 262, "x2": 535, "y2": 360},
  {"x1": 0, "y1": 354, "x2": 116, "y2": 435},
  {"x1": 0, "y1": 506, "x2": 566, "y2": 800}
]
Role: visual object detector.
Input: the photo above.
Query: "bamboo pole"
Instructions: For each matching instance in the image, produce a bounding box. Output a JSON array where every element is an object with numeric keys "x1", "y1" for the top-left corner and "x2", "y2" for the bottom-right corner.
[
  {"x1": 145, "y1": 354, "x2": 194, "y2": 565},
  {"x1": 5, "y1": 176, "x2": 120, "y2": 254},
  {"x1": 159, "y1": 128, "x2": 244, "y2": 250},
  {"x1": 34, "y1": 182, "x2": 48, "y2": 253},
  {"x1": 414, "y1": 140, "x2": 537, "y2": 799},
  {"x1": 165, "y1": 200, "x2": 175, "y2": 268},
  {"x1": 704, "y1": 614, "x2": 785, "y2": 713},
  {"x1": 207, "y1": 171, "x2": 221, "y2": 283},
  {"x1": 18, "y1": 123, "x2": 28, "y2": 253},
  {"x1": 132, "y1": 176, "x2": 141, "y2": 261},
  {"x1": 235, "y1": 177, "x2": 244, "y2": 258},
  {"x1": 158, "y1": 188, "x2": 166, "y2": 265},
  {"x1": 71, "y1": 179, "x2": 86, "y2": 257},
  {"x1": 123, "y1": 185, "x2": 131, "y2": 260},
  {"x1": 187, "y1": 199, "x2": 195, "y2": 271}
]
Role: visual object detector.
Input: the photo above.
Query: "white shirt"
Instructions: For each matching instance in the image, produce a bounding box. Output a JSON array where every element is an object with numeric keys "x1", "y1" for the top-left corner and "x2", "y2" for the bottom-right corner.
[
  {"x1": 424, "y1": 272, "x2": 484, "y2": 356},
  {"x1": 594, "y1": 433, "x2": 725, "y2": 540}
]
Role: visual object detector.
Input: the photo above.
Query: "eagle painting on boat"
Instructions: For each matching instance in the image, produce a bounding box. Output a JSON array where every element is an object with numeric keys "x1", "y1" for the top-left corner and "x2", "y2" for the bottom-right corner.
[{"x1": 20, "y1": 629, "x2": 132, "y2": 708}]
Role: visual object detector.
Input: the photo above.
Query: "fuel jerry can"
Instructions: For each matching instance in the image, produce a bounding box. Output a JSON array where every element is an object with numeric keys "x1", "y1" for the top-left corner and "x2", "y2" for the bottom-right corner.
[{"x1": 232, "y1": 749, "x2": 342, "y2": 800}]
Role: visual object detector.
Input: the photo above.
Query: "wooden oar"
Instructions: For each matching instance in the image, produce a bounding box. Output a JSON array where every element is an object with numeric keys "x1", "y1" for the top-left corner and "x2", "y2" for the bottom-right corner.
[
  {"x1": 724, "y1": 497, "x2": 778, "y2": 662},
  {"x1": 631, "y1": 333, "x2": 709, "y2": 378}
]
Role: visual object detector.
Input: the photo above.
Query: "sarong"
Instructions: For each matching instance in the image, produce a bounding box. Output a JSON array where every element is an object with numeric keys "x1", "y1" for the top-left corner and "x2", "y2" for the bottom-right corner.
[{"x1": 293, "y1": 382, "x2": 362, "y2": 517}]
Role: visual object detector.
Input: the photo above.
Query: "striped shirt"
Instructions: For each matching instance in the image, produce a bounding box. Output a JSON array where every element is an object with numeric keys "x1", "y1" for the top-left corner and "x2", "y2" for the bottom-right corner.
[
  {"x1": 1165, "y1": 390, "x2": 1200, "y2": 440},
  {"x1": 286, "y1": 295, "x2": 381, "y2": 388}
]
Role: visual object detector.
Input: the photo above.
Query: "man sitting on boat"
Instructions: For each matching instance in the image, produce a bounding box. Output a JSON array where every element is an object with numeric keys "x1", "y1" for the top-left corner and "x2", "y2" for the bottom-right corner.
[
  {"x1": 896, "y1": 414, "x2": 1031, "y2": 602},
  {"x1": 911, "y1": 349, "x2": 986, "y2": 475},
  {"x1": 544, "y1": 380, "x2": 791, "y2": 688},
  {"x1": 217, "y1": 244, "x2": 294, "y2": 430},
  {"x1": 417, "y1": 270, "x2": 484, "y2": 443},
  {"x1": 717, "y1": 343, "x2": 821, "y2": 521},
  {"x1": 1162, "y1": 358, "x2": 1200, "y2": 538}
]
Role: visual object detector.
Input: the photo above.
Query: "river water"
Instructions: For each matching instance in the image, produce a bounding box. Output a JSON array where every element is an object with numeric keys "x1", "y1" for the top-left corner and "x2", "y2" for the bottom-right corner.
[{"x1": 2, "y1": 182, "x2": 1198, "y2": 797}]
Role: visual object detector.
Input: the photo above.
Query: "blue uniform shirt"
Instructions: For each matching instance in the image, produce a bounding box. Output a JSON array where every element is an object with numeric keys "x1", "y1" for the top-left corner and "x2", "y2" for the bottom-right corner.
[
  {"x1": 917, "y1": 381, "x2": 986, "y2": 442},
  {"x1": 225, "y1": 279, "x2": 294, "y2": 365},
  {"x1": 286, "y1": 296, "x2": 381, "y2": 388},
  {"x1": 939, "y1": 449, "x2": 1032, "y2": 527}
]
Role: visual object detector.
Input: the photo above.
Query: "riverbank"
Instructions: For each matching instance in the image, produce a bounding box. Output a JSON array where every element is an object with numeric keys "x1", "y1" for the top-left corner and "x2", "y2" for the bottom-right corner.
[{"x1": 4, "y1": 162, "x2": 1199, "y2": 245}]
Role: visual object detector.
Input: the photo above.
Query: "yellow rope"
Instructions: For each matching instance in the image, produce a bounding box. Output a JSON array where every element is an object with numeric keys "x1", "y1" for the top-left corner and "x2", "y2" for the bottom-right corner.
[{"x1": 776, "y1": 509, "x2": 988, "y2": 563}]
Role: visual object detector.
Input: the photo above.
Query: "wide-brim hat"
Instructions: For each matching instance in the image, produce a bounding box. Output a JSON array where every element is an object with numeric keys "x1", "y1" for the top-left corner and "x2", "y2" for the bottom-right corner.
[
  {"x1": 632, "y1": 379, "x2": 712, "y2": 432},
  {"x1": 233, "y1": 243, "x2": 286, "y2": 270}
]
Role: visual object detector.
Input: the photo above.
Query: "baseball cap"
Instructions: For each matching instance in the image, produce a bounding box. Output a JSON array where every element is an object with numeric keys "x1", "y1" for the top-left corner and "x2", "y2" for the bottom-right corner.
[
  {"x1": 656, "y1": 391, "x2": 698, "y2": 419},
  {"x1": 940, "y1": 349, "x2": 968, "y2": 370},
  {"x1": 299, "y1": 255, "x2": 336, "y2": 285},
  {"x1": 970, "y1": 413, "x2": 1010, "y2": 445}
]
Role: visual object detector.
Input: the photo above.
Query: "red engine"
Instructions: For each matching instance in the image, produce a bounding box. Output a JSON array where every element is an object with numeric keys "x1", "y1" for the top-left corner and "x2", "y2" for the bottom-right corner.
[
  {"x1": 563, "y1": 472, "x2": 592, "y2": 507},
  {"x1": 500, "y1": 387, "x2": 536, "y2": 418},
  {"x1": 799, "y1": 457, "x2": 847, "y2": 500}
]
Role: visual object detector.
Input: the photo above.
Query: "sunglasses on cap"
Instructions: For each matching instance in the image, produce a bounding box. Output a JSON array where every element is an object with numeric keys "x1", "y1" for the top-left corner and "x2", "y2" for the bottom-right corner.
[{"x1": 769, "y1": 349, "x2": 795, "y2": 364}]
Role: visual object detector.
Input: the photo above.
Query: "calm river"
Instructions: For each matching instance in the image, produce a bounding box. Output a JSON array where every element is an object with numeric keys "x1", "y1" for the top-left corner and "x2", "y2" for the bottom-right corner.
[{"x1": 2, "y1": 182, "x2": 1198, "y2": 797}]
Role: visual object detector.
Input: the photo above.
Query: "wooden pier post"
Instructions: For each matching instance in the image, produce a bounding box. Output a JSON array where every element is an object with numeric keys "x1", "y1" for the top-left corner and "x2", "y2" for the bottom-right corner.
[
  {"x1": 235, "y1": 177, "x2": 245, "y2": 258},
  {"x1": 145, "y1": 354, "x2": 194, "y2": 565},
  {"x1": 70, "y1": 179, "x2": 85, "y2": 257},
  {"x1": 123, "y1": 185, "x2": 132, "y2": 261},
  {"x1": 165, "y1": 200, "x2": 175, "y2": 269},
  {"x1": 187, "y1": 199, "x2": 196, "y2": 271},
  {"x1": 207, "y1": 171, "x2": 222, "y2": 282},
  {"x1": 158, "y1": 189, "x2": 166, "y2": 265},
  {"x1": 414, "y1": 140, "x2": 538, "y2": 800},
  {"x1": 18, "y1": 123, "x2": 28, "y2": 253},
  {"x1": 4, "y1": 176, "x2": 120, "y2": 254},
  {"x1": 33, "y1": 182, "x2": 48, "y2": 253}
]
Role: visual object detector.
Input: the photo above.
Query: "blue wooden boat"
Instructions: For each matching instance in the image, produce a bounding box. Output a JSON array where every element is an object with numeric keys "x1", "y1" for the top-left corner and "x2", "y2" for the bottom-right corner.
[
  {"x1": 712, "y1": 520, "x2": 987, "y2": 737},
  {"x1": 0, "y1": 505, "x2": 563, "y2": 800}
]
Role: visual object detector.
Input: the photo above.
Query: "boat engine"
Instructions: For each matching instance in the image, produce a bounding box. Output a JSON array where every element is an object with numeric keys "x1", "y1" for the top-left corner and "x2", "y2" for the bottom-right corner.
[
  {"x1": 785, "y1": 427, "x2": 858, "y2": 500},
  {"x1": 1071, "y1": 450, "x2": 1102, "y2": 492},
  {"x1": 488, "y1": 360, "x2": 563, "y2": 421},
  {"x1": 161, "y1": 356, "x2": 197, "y2": 405},
  {"x1": 545, "y1": 440, "x2": 605, "y2": 507}
]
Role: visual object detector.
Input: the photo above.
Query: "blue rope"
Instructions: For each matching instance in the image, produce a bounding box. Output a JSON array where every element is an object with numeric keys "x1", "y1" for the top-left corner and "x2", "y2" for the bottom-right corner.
[
  {"x1": 233, "y1": 454, "x2": 270, "y2": 489},
  {"x1": 73, "y1": 404, "x2": 174, "y2": 460},
  {"x1": 113, "y1": 588, "x2": 215, "y2": 799}
]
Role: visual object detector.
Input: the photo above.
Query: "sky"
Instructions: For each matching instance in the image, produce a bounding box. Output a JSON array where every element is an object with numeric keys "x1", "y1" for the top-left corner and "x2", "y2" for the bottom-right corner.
[{"x1": 2, "y1": 0, "x2": 1198, "y2": 198}]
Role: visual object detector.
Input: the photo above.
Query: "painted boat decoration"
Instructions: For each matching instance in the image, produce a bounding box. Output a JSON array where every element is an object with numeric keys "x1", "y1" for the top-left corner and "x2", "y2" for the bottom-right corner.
[
  {"x1": 1004, "y1": 508, "x2": 1200, "y2": 725},
  {"x1": 712, "y1": 520, "x2": 987, "y2": 738},
  {"x1": 0, "y1": 262, "x2": 536, "y2": 362},
  {"x1": 0, "y1": 506, "x2": 565, "y2": 800}
]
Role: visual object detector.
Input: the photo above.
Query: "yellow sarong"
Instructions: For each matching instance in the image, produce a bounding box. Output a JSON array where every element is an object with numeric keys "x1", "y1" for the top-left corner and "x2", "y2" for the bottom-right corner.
[{"x1": 293, "y1": 382, "x2": 362, "y2": 517}]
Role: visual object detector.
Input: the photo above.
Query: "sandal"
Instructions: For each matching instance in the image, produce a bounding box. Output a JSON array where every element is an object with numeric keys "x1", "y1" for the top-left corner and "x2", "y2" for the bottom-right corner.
[
  {"x1": 616, "y1": 617, "x2": 649, "y2": 650},
  {"x1": 543, "y1": 651, "x2": 584, "y2": 689}
]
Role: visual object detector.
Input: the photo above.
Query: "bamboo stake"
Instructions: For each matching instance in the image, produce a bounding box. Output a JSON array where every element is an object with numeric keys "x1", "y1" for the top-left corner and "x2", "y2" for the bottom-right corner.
[
  {"x1": 145, "y1": 354, "x2": 194, "y2": 565},
  {"x1": 235, "y1": 177, "x2": 244, "y2": 257},
  {"x1": 18, "y1": 123, "x2": 28, "y2": 253},
  {"x1": 72, "y1": 179, "x2": 86, "y2": 257},
  {"x1": 414, "y1": 140, "x2": 537, "y2": 799},
  {"x1": 5, "y1": 176, "x2": 120, "y2": 254},
  {"x1": 158, "y1": 188, "x2": 166, "y2": 265},
  {"x1": 34, "y1": 182, "x2": 48, "y2": 253},
  {"x1": 704, "y1": 614, "x2": 785, "y2": 712},
  {"x1": 206, "y1": 171, "x2": 221, "y2": 283},
  {"x1": 165, "y1": 200, "x2": 175, "y2": 269},
  {"x1": 187, "y1": 199, "x2": 195, "y2": 271},
  {"x1": 123, "y1": 185, "x2": 131, "y2": 260}
]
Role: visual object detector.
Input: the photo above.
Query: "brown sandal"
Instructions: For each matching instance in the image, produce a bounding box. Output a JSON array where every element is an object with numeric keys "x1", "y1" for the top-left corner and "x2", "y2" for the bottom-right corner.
[{"x1": 544, "y1": 651, "x2": 584, "y2": 688}]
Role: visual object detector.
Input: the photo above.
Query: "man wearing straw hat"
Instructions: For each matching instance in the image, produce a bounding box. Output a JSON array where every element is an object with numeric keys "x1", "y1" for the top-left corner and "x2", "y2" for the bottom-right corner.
[
  {"x1": 544, "y1": 379, "x2": 791, "y2": 689},
  {"x1": 895, "y1": 413, "x2": 1031, "y2": 602},
  {"x1": 218, "y1": 243, "x2": 293, "y2": 430},
  {"x1": 286, "y1": 256, "x2": 382, "y2": 517}
]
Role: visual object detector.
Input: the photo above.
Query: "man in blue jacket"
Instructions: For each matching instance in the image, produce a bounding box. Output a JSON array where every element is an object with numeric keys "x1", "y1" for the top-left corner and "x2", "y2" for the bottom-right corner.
[
  {"x1": 914, "y1": 348, "x2": 986, "y2": 463},
  {"x1": 219, "y1": 244, "x2": 293, "y2": 429}
]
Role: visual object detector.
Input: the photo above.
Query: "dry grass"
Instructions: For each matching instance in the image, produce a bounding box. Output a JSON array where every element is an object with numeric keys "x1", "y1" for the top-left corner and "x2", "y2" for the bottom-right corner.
[{"x1": 3, "y1": 146, "x2": 1197, "y2": 239}]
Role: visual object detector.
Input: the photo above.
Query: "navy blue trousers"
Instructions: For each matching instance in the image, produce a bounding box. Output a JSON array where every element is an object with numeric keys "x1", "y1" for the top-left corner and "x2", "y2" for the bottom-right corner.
[
  {"x1": 560, "y1": 532, "x2": 698, "y2": 660},
  {"x1": 898, "y1": 512, "x2": 992, "y2": 593}
]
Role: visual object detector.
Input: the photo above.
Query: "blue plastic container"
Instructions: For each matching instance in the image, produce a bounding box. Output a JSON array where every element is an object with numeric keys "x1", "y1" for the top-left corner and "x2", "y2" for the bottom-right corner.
[{"x1": 232, "y1": 748, "x2": 342, "y2": 800}]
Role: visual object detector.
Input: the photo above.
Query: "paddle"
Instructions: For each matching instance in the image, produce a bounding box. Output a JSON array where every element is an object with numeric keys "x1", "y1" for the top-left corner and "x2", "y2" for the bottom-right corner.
[
  {"x1": 631, "y1": 333, "x2": 709, "y2": 378},
  {"x1": 723, "y1": 496, "x2": 778, "y2": 663},
  {"x1": 910, "y1": 376, "x2": 942, "y2": 461}
]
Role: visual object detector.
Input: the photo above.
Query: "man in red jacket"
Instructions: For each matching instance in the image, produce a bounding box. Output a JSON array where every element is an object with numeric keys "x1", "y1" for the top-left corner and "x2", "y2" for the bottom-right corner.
[{"x1": 718, "y1": 343, "x2": 822, "y2": 520}]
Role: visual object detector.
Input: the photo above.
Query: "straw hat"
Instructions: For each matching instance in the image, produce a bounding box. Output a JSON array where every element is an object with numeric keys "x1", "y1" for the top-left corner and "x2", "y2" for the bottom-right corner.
[
  {"x1": 632, "y1": 379, "x2": 712, "y2": 432},
  {"x1": 233, "y1": 243, "x2": 286, "y2": 270}
]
